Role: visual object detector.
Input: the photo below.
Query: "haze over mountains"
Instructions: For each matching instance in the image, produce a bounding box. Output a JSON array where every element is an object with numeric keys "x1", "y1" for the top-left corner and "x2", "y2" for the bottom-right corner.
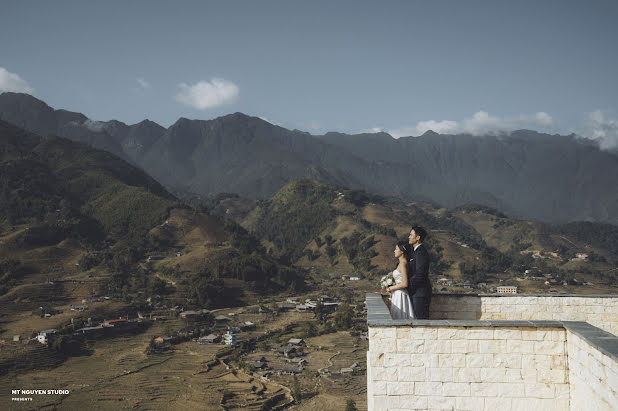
[{"x1": 1, "y1": 92, "x2": 617, "y2": 225}]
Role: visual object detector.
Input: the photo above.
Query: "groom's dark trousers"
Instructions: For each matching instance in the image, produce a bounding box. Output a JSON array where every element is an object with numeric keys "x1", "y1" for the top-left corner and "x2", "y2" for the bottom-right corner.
[{"x1": 407, "y1": 244, "x2": 432, "y2": 319}]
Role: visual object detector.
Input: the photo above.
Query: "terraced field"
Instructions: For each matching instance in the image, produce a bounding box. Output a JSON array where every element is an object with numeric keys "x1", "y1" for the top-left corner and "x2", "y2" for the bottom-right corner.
[{"x1": 0, "y1": 320, "x2": 291, "y2": 411}]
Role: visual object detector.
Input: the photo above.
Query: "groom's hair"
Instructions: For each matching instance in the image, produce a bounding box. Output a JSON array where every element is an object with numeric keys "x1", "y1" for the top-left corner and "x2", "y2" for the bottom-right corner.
[{"x1": 411, "y1": 226, "x2": 428, "y2": 242}]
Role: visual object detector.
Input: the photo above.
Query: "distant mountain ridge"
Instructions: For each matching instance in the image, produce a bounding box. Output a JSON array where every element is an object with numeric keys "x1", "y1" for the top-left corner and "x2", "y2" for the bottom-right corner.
[{"x1": 2, "y1": 92, "x2": 617, "y2": 224}]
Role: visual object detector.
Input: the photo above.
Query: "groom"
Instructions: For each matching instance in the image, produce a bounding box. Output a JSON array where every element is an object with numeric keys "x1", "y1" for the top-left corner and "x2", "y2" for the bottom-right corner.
[{"x1": 407, "y1": 226, "x2": 432, "y2": 319}]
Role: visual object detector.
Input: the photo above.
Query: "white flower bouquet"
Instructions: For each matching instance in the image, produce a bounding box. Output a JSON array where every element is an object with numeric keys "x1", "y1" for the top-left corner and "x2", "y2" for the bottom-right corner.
[{"x1": 379, "y1": 272, "x2": 395, "y2": 290}]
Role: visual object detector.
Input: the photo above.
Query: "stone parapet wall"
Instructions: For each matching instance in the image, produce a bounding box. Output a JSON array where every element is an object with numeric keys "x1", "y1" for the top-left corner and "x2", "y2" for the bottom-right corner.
[
  {"x1": 368, "y1": 325, "x2": 570, "y2": 410},
  {"x1": 566, "y1": 329, "x2": 618, "y2": 410},
  {"x1": 430, "y1": 294, "x2": 618, "y2": 337},
  {"x1": 365, "y1": 293, "x2": 618, "y2": 411}
]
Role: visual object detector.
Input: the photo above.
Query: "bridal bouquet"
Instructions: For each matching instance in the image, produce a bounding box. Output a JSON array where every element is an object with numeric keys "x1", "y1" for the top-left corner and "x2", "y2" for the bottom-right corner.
[{"x1": 379, "y1": 272, "x2": 395, "y2": 290}]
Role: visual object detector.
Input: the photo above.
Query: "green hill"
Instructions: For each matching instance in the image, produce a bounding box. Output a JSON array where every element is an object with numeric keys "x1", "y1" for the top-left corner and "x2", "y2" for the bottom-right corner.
[
  {"x1": 209, "y1": 179, "x2": 618, "y2": 294},
  {"x1": 0, "y1": 121, "x2": 302, "y2": 310},
  {"x1": 0, "y1": 120, "x2": 177, "y2": 247}
]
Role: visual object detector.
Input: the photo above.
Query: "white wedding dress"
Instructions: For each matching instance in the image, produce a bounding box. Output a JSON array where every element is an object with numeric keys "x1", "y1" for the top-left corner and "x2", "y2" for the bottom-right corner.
[{"x1": 390, "y1": 269, "x2": 415, "y2": 319}]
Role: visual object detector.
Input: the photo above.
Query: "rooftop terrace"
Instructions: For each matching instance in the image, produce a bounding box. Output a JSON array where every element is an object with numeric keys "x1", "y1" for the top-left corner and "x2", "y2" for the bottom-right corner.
[{"x1": 366, "y1": 292, "x2": 618, "y2": 410}]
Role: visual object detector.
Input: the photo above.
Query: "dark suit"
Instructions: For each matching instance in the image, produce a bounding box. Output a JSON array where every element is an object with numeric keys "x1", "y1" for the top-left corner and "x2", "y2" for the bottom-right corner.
[{"x1": 407, "y1": 244, "x2": 432, "y2": 319}]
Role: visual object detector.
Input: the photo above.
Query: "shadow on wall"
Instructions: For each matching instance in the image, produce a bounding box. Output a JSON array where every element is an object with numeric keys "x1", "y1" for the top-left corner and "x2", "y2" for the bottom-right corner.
[{"x1": 429, "y1": 294, "x2": 483, "y2": 320}]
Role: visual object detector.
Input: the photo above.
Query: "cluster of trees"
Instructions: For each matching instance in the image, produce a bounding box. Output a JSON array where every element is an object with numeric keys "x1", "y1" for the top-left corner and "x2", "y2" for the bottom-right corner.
[
  {"x1": 459, "y1": 246, "x2": 513, "y2": 283},
  {"x1": 423, "y1": 240, "x2": 451, "y2": 275},
  {"x1": 188, "y1": 267, "x2": 226, "y2": 308},
  {"x1": 0, "y1": 259, "x2": 26, "y2": 295},
  {"x1": 509, "y1": 226, "x2": 534, "y2": 253},
  {"x1": 210, "y1": 250, "x2": 303, "y2": 292},
  {"x1": 341, "y1": 188, "x2": 385, "y2": 207},
  {"x1": 455, "y1": 204, "x2": 508, "y2": 218},
  {"x1": 252, "y1": 180, "x2": 336, "y2": 263},
  {"x1": 312, "y1": 301, "x2": 358, "y2": 334},
  {"x1": 0, "y1": 159, "x2": 64, "y2": 225},
  {"x1": 340, "y1": 232, "x2": 378, "y2": 273},
  {"x1": 358, "y1": 218, "x2": 397, "y2": 237},
  {"x1": 553, "y1": 222, "x2": 618, "y2": 260},
  {"x1": 402, "y1": 207, "x2": 487, "y2": 250}
]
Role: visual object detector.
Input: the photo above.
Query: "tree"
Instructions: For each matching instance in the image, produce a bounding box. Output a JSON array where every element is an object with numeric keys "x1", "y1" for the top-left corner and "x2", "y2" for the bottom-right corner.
[
  {"x1": 291, "y1": 375, "x2": 302, "y2": 403},
  {"x1": 149, "y1": 276, "x2": 168, "y2": 295},
  {"x1": 314, "y1": 301, "x2": 328, "y2": 324},
  {"x1": 345, "y1": 399, "x2": 358, "y2": 411},
  {"x1": 333, "y1": 302, "x2": 354, "y2": 330},
  {"x1": 324, "y1": 234, "x2": 334, "y2": 246},
  {"x1": 299, "y1": 321, "x2": 318, "y2": 338}
]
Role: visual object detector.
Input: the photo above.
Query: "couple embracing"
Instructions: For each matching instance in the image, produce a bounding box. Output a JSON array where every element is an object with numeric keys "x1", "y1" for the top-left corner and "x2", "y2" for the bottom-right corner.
[{"x1": 384, "y1": 226, "x2": 432, "y2": 320}]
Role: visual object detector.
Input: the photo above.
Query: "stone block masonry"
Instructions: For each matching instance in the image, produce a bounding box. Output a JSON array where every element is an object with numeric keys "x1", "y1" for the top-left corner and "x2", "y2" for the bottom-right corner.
[
  {"x1": 430, "y1": 294, "x2": 618, "y2": 337},
  {"x1": 366, "y1": 293, "x2": 618, "y2": 411}
]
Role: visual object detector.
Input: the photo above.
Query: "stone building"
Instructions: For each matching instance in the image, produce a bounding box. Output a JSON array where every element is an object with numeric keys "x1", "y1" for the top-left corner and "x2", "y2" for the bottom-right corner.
[
  {"x1": 496, "y1": 286, "x2": 518, "y2": 294},
  {"x1": 366, "y1": 292, "x2": 618, "y2": 410}
]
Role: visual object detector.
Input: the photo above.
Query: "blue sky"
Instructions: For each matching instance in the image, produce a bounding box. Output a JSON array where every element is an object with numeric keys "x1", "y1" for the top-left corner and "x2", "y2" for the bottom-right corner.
[{"x1": 1, "y1": 1, "x2": 617, "y2": 146}]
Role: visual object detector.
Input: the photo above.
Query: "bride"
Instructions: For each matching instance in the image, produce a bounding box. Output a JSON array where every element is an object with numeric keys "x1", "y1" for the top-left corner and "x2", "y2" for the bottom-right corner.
[{"x1": 386, "y1": 241, "x2": 415, "y2": 319}]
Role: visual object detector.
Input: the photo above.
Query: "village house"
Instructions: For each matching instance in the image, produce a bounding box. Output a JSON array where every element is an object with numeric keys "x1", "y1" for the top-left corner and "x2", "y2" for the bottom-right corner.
[
  {"x1": 253, "y1": 360, "x2": 267, "y2": 369},
  {"x1": 295, "y1": 304, "x2": 310, "y2": 312},
  {"x1": 103, "y1": 318, "x2": 128, "y2": 327},
  {"x1": 496, "y1": 285, "x2": 518, "y2": 294},
  {"x1": 289, "y1": 357, "x2": 306, "y2": 365},
  {"x1": 304, "y1": 300, "x2": 317, "y2": 309},
  {"x1": 322, "y1": 301, "x2": 340, "y2": 311},
  {"x1": 241, "y1": 321, "x2": 255, "y2": 330},
  {"x1": 278, "y1": 346, "x2": 296, "y2": 358},
  {"x1": 82, "y1": 296, "x2": 104, "y2": 303},
  {"x1": 278, "y1": 365, "x2": 303, "y2": 375},
  {"x1": 70, "y1": 304, "x2": 87, "y2": 311},
  {"x1": 176, "y1": 328, "x2": 195, "y2": 337},
  {"x1": 37, "y1": 329, "x2": 56, "y2": 345},
  {"x1": 319, "y1": 295, "x2": 337, "y2": 303},
  {"x1": 575, "y1": 252, "x2": 588, "y2": 260},
  {"x1": 286, "y1": 297, "x2": 299, "y2": 304},
  {"x1": 278, "y1": 302, "x2": 297, "y2": 311},
  {"x1": 199, "y1": 333, "x2": 220, "y2": 344},
  {"x1": 287, "y1": 338, "x2": 304, "y2": 346},
  {"x1": 258, "y1": 306, "x2": 272, "y2": 314},
  {"x1": 214, "y1": 315, "x2": 230, "y2": 322},
  {"x1": 223, "y1": 331, "x2": 237, "y2": 346},
  {"x1": 146, "y1": 255, "x2": 164, "y2": 262},
  {"x1": 179, "y1": 310, "x2": 201, "y2": 319}
]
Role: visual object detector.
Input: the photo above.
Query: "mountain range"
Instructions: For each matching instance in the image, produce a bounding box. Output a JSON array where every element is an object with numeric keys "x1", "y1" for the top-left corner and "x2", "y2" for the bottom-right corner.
[{"x1": 2, "y1": 92, "x2": 617, "y2": 224}]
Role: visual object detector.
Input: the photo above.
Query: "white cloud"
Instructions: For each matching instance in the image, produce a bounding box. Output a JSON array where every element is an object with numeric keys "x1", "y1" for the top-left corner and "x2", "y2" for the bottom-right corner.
[
  {"x1": 83, "y1": 119, "x2": 105, "y2": 132},
  {"x1": 388, "y1": 111, "x2": 556, "y2": 138},
  {"x1": 258, "y1": 116, "x2": 284, "y2": 127},
  {"x1": 136, "y1": 77, "x2": 151, "y2": 89},
  {"x1": 174, "y1": 78, "x2": 239, "y2": 110},
  {"x1": 583, "y1": 110, "x2": 618, "y2": 150},
  {"x1": 358, "y1": 127, "x2": 385, "y2": 134},
  {"x1": 0, "y1": 67, "x2": 34, "y2": 94},
  {"x1": 309, "y1": 122, "x2": 322, "y2": 131}
]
